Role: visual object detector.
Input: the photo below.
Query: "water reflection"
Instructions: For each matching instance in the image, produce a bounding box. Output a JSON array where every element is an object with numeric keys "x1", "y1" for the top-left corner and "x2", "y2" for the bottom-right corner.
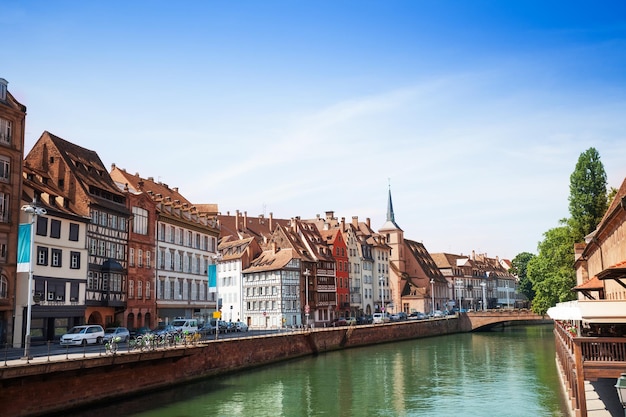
[{"x1": 63, "y1": 325, "x2": 568, "y2": 417}]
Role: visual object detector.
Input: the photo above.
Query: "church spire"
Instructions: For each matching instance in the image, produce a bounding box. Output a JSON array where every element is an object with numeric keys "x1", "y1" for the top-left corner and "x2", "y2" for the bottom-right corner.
[
  {"x1": 387, "y1": 183, "x2": 395, "y2": 224},
  {"x1": 380, "y1": 181, "x2": 401, "y2": 231}
]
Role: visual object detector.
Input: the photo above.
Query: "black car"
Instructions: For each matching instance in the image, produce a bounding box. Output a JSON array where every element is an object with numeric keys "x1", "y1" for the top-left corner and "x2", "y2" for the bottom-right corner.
[{"x1": 356, "y1": 315, "x2": 373, "y2": 325}]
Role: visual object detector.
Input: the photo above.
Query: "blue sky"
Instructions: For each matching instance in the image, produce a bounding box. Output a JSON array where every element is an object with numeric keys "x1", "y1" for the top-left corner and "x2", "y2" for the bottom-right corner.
[{"x1": 3, "y1": 1, "x2": 626, "y2": 259}]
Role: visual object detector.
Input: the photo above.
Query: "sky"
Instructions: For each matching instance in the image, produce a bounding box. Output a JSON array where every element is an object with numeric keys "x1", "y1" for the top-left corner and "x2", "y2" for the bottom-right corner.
[{"x1": 2, "y1": 1, "x2": 626, "y2": 260}]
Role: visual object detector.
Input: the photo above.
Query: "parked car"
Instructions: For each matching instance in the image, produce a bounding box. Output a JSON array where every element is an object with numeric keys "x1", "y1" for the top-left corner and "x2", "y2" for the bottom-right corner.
[
  {"x1": 152, "y1": 324, "x2": 177, "y2": 336},
  {"x1": 197, "y1": 323, "x2": 215, "y2": 336},
  {"x1": 430, "y1": 310, "x2": 445, "y2": 318},
  {"x1": 130, "y1": 327, "x2": 152, "y2": 337},
  {"x1": 372, "y1": 313, "x2": 390, "y2": 324},
  {"x1": 103, "y1": 327, "x2": 130, "y2": 343},
  {"x1": 357, "y1": 315, "x2": 373, "y2": 325},
  {"x1": 345, "y1": 317, "x2": 357, "y2": 325},
  {"x1": 60, "y1": 325, "x2": 105, "y2": 346},
  {"x1": 390, "y1": 312, "x2": 408, "y2": 322},
  {"x1": 234, "y1": 322, "x2": 249, "y2": 332},
  {"x1": 409, "y1": 312, "x2": 427, "y2": 320},
  {"x1": 171, "y1": 318, "x2": 198, "y2": 334},
  {"x1": 332, "y1": 318, "x2": 348, "y2": 327}
]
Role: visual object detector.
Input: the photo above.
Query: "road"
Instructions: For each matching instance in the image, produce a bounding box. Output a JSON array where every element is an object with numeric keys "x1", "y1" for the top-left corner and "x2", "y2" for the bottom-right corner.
[{"x1": 0, "y1": 328, "x2": 297, "y2": 363}]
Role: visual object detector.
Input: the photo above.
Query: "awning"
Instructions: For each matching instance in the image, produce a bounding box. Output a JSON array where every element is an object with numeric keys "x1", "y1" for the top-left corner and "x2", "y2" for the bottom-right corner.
[
  {"x1": 547, "y1": 301, "x2": 582, "y2": 321},
  {"x1": 573, "y1": 276, "x2": 604, "y2": 290},
  {"x1": 548, "y1": 300, "x2": 626, "y2": 323}
]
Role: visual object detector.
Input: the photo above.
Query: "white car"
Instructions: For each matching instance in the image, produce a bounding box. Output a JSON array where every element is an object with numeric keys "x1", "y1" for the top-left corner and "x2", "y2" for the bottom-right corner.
[
  {"x1": 60, "y1": 325, "x2": 105, "y2": 346},
  {"x1": 372, "y1": 313, "x2": 390, "y2": 324}
]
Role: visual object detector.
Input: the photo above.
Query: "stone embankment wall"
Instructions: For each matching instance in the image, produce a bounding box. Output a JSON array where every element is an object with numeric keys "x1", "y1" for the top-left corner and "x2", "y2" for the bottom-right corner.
[{"x1": 0, "y1": 318, "x2": 461, "y2": 417}]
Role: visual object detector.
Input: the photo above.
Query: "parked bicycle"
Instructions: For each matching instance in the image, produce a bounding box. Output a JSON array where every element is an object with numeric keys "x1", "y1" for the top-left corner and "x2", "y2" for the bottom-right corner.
[{"x1": 104, "y1": 336, "x2": 122, "y2": 355}]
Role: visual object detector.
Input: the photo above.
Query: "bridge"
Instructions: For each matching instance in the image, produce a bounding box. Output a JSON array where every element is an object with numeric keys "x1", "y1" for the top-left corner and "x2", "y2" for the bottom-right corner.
[{"x1": 458, "y1": 309, "x2": 551, "y2": 331}]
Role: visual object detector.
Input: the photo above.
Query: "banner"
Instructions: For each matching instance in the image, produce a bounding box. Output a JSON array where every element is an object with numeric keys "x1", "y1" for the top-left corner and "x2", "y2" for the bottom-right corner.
[
  {"x1": 17, "y1": 223, "x2": 31, "y2": 272},
  {"x1": 208, "y1": 264, "x2": 217, "y2": 293}
]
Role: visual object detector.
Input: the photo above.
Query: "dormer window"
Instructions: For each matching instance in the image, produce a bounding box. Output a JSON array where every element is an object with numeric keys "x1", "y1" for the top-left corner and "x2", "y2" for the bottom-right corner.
[{"x1": 0, "y1": 78, "x2": 7, "y2": 101}]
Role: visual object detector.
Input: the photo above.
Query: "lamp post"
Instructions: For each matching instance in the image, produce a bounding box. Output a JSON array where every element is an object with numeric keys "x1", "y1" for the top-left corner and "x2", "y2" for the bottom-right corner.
[
  {"x1": 430, "y1": 279, "x2": 435, "y2": 315},
  {"x1": 615, "y1": 373, "x2": 626, "y2": 416},
  {"x1": 505, "y1": 281, "x2": 510, "y2": 310},
  {"x1": 456, "y1": 279, "x2": 463, "y2": 313},
  {"x1": 21, "y1": 201, "x2": 46, "y2": 360},
  {"x1": 480, "y1": 281, "x2": 486, "y2": 311},
  {"x1": 379, "y1": 275, "x2": 385, "y2": 320},
  {"x1": 303, "y1": 268, "x2": 310, "y2": 327}
]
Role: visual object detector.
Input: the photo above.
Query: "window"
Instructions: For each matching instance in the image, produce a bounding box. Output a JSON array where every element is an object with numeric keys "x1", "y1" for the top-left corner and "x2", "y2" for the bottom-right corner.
[
  {"x1": 37, "y1": 246, "x2": 48, "y2": 265},
  {"x1": 0, "y1": 193, "x2": 8, "y2": 222},
  {"x1": 50, "y1": 219, "x2": 61, "y2": 239},
  {"x1": 70, "y1": 282, "x2": 79, "y2": 302},
  {"x1": 137, "y1": 280, "x2": 142, "y2": 299},
  {"x1": 0, "y1": 80, "x2": 6, "y2": 102},
  {"x1": 0, "y1": 156, "x2": 9, "y2": 181},
  {"x1": 36, "y1": 216, "x2": 48, "y2": 236},
  {"x1": 70, "y1": 251, "x2": 81, "y2": 269},
  {"x1": 0, "y1": 234, "x2": 6, "y2": 262},
  {"x1": 0, "y1": 275, "x2": 7, "y2": 299},
  {"x1": 69, "y1": 223, "x2": 79, "y2": 241},
  {"x1": 138, "y1": 249, "x2": 143, "y2": 267},
  {"x1": 158, "y1": 223, "x2": 165, "y2": 241},
  {"x1": 0, "y1": 118, "x2": 10, "y2": 144},
  {"x1": 128, "y1": 280, "x2": 134, "y2": 299},
  {"x1": 129, "y1": 248, "x2": 135, "y2": 266},
  {"x1": 51, "y1": 249, "x2": 62, "y2": 267},
  {"x1": 132, "y1": 206, "x2": 148, "y2": 235},
  {"x1": 146, "y1": 251, "x2": 151, "y2": 268},
  {"x1": 146, "y1": 281, "x2": 151, "y2": 299}
]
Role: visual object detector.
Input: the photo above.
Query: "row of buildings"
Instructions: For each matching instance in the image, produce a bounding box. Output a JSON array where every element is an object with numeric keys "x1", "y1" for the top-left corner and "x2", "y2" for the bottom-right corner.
[{"x1": 0, "y1": 78, "x2": 523, "y2": 348}]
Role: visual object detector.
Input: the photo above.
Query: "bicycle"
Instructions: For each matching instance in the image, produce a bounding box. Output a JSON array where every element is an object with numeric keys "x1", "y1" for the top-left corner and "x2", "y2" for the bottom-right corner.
[{"x1": 104, "y1": 336, "x2": 121, "y2": 355}]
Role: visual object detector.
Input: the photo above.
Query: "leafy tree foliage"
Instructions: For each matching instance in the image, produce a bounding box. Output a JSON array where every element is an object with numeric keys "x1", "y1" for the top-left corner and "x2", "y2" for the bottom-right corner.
[
  {"x1": 511, "y1": 252, "x2": 536, "y2": 301},
  {"x1": 527, "y1": 221, "x2": 576, "y2": 315},
  {"x1": 568, "y1": 147, "x2": 607, "y2": 242}
]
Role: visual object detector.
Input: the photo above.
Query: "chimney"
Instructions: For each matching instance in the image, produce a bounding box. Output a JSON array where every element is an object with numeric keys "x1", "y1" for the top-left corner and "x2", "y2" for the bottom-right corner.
[
  {"x1": 366, "y1": 218, "x2": 370, "y2": 228},
  {"x1": 244, "y1": 211, "x2": 248, "y2": 229},
  {"x1": 272, "y1": 242, "x2": 277, "y2": 253},
  {"x1": 173, "y1": 187, "x2": 178, "y2": 193},
  {"x1": 352, "y1": 216, "x2": 358, "y2": 227},
  {"x1": 235, "y1": 210, "x2": 240, "y2": 230},
  {"x1": 341, "y1": 217, "x2": 345, "y2": 231},
  {"x1": 325, "y1": 211, "x2": 334, "y2": 220},
  {"x1": 137, "y1": 180, "x2": 144, "y2": 191},
  {"x1": 472, "y1": 250, "x2": 476, "y2": 261},
  {"x1": 269, "y1": 212, "x2": 274, "y2": 232}
]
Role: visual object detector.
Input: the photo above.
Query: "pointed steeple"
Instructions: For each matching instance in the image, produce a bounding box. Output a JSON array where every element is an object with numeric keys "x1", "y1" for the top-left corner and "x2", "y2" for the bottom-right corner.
[
  {"x1": 387, "y1": 184, "x2": 395, "y2": 224},
  {"x1": 380, "y1": 182, "x2": 402, "y2": 231}
]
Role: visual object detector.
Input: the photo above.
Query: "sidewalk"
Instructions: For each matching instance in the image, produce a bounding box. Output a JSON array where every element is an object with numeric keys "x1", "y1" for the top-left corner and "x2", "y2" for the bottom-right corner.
[{"x1": 586, "y1": 379, "x2": 623, "y2": 417}]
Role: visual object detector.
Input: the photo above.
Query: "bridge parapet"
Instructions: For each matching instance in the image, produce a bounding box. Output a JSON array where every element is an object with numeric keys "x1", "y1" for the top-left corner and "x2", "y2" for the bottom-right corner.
[{"x1": 460, "y1": 310, "x2": 550, "y2": 331}]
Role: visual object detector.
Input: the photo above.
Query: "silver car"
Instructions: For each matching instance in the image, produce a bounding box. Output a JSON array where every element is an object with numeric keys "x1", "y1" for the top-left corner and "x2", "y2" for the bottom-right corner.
[
  {"x1": 103, "y1": 327, "x2": 130, "y2": 343},
  {"x1": 60, "y1": 325, "x2": 105, "y2": 346}
]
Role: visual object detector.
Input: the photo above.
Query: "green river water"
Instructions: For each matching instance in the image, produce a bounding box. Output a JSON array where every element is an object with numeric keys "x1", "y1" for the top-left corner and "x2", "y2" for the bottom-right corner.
[{"x1": 67, "y1": 324, "x2": 569, "y2": 417}]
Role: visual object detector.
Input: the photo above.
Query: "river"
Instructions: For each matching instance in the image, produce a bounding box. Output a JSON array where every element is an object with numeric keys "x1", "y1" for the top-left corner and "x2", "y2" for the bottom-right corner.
[{"x1": 64, "y1": 324, "x2": 569, "y2": 417}]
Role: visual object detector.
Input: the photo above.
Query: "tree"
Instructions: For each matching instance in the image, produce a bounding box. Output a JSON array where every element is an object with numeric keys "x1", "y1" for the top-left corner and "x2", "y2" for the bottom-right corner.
[
  {"x1": 527, "y1": 221, "x2": 576, "y2": 315},
  {"x1": 511, "y1": 252, "x2": 536, "y2": 302},
  {"x1": 568, "y1": 147, "x2": 607, "y2": 242}
]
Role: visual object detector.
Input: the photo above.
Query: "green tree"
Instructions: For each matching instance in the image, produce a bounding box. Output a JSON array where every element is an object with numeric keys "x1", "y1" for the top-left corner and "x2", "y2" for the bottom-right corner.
[
  {"x1": 527, "y1": 221, "x2": 576, "y2": 315},
  {"x1": 568, "y1": 147, "x2": 607, "y2": 242},
  {"x1": 511, "y1": 252, "x2": 536, "y2": 301}
]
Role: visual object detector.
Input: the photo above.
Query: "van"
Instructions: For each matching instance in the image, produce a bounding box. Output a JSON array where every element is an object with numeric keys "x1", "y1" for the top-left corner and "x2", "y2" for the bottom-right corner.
[
  {"x1": 372, "y1": 313, "x2": 389, "y2": 324},
  {"x1": 171, "y1": 318, "x2": 198, "y2": 334}
]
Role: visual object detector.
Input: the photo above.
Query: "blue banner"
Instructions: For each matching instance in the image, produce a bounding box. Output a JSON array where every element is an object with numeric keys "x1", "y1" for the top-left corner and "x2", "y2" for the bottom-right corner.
[
  {"x1": 17, "y1": 223, "x2": 31, "y2": 272},
  {"x1": 208, "y1": 264, "x2": 217, "y2": 293}
]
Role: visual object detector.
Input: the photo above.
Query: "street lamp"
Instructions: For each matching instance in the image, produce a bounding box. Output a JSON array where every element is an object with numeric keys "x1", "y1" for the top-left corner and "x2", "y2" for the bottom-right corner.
[
  {"x1": 456, "y1": 279, "x2": 463, "y2": 313},
  {"x1": 480, "y1": 281, "x2": 487, "y2": 311},
  {"x1": 303, "y1": 268, "x2": 310, "y2": 327},
  {"x1": 505, "y1": 281, "x2": 509, "y2": 310},
  {"x1": 20, "y1": 201, "x2": 46, "y2": 360},
  {"x1": 379, "y1": 275, "x2": 385, "y2": 320},
  {"x1": 615, "y1": 373, "x2": 626, "y2": 416},
  {"x1": 430, "y1": 279, "x2": 435, "y2": 315}
]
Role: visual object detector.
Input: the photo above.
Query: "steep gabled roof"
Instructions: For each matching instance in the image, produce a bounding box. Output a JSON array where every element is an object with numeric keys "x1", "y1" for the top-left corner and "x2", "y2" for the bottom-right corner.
[
  {"x1": 243, "y1": 247, "x2": 297, "y2": 273},
  {"x1": 405, "y1": 239, "x2": 445, "y2": 280},
  {"x1": 45, "y1": 131, "x2": 123, "y2": 198}
]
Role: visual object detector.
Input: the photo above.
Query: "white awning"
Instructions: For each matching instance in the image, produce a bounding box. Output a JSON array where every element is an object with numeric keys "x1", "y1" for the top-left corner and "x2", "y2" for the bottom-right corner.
[
  {"x1": 547, "y1": 301, "x2": 582, "y2": 321},
  {"x1": 548, "y1": 300, "x2": 626, "y2": 323}
]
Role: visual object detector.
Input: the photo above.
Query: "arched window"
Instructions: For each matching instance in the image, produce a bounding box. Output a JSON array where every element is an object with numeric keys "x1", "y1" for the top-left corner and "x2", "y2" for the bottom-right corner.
[{"x1": 0, "y1": 275, "x2": 7, "y2": 299}]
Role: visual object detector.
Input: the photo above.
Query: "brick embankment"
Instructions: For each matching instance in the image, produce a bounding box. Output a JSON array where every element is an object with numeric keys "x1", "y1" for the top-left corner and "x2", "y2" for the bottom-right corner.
[{"x1": 0, "y1": 318, "x2": 462, "y2": 417}]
